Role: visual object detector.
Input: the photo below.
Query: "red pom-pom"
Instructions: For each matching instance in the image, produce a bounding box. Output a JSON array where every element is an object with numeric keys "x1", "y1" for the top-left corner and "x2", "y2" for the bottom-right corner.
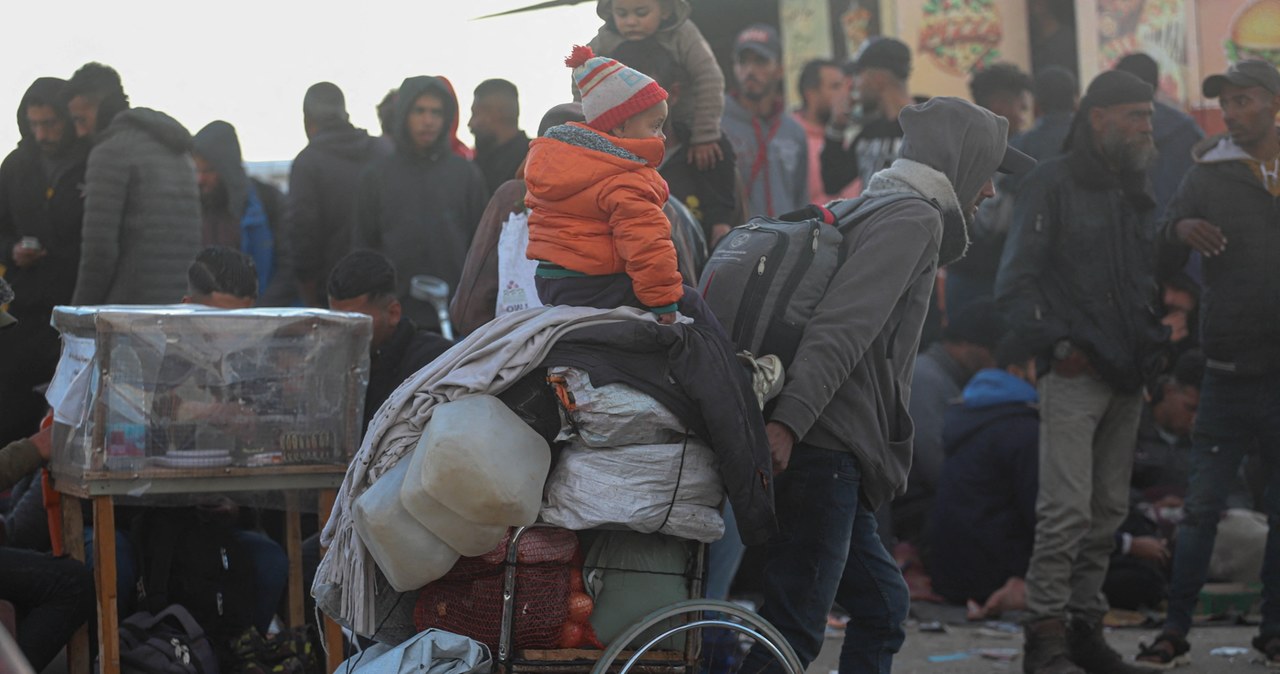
[{"x1": 565, "y1": 45, "x2": 595, "y2": 69}]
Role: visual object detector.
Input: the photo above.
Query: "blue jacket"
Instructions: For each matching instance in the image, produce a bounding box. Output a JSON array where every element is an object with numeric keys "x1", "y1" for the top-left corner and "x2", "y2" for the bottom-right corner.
[{"x1": 927, "y1": 369, "x2": 1039, "y2": 605}]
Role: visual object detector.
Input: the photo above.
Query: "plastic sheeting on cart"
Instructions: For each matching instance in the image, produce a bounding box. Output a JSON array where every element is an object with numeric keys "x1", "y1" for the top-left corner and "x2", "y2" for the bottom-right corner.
[
  {"x1": 540, "y1": 437, "x2": 725, "y2": 542},
  {"x1": 336, "y1": 629, "x2": 491, "y2": 674}
]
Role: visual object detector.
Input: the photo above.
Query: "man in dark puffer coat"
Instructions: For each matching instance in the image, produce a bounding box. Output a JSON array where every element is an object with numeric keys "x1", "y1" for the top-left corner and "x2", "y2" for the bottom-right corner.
[{"x1": 64, "y1": 62, "x2": 200, "y2": 306}]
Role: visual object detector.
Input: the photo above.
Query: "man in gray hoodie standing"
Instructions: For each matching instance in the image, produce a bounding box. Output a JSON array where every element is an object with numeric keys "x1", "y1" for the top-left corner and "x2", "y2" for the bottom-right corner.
[
  {"x1": 740, "y1": 97, "x2": 1033, "y2": 674},
  {"x1": 64, "y1": 63, "x2": 201, "y2": 306}
]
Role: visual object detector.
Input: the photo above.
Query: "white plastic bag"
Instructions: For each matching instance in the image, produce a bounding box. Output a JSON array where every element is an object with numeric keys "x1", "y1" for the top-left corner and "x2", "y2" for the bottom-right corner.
[
  {"x1": 496, "y1": 210, "x2": 542, "y2": 316},
  {"x1": 540, "y1": 437, "x2": 725, "y2": 542},
  {"x1": 550, "y1": 366, "x2": 686, "y2": 447}
]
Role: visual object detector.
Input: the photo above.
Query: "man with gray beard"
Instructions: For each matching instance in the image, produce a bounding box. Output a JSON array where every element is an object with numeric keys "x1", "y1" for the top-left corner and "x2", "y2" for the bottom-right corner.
[{"x1": 996, "y1": 70, "x2": 1169, "y2": 674}]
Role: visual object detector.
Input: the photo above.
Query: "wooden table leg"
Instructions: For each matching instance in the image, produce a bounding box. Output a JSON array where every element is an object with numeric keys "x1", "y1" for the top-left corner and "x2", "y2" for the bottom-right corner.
[
  {"x1": 285, "y1": 493, "x2": 305, "y2": 628},
  {"x1": 62, "y1": 497, "x2": 91, "y2": 674},
  {"x1": 93, "y1": 496, "x2": 120, "y2": 674},
  {"x1": 318, "y1": 489, "x2": 345, "y2": 674}
]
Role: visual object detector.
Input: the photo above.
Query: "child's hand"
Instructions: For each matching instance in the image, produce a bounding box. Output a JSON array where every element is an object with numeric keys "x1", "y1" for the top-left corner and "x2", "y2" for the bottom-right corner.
[
  {"x1": 687, "y1": 142, "x2": 723, "y2": 171},
  {"x1": 656, "y1": 312, "x2": 678, "y2": 325}
]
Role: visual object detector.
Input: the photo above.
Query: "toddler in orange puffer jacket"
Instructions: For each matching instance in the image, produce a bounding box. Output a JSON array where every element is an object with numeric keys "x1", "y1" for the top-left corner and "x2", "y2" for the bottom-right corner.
[{"x1": 526, "y1": 46, "x2": 714, "y2": 327}]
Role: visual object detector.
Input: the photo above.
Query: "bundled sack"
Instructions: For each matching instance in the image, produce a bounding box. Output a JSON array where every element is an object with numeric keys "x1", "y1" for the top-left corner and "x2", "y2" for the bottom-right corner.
[
  {"x1": 549, "y1": 366, "x2": 685, "y2": 448},
  {"x1": 584, "y1": 531, "x2": 690, "y2": 648},
  {"x1": 540, "y1": 437, "x2": 725, "y2": 542},
  {"x1": 414, "y1": 528, "x2": 578, "y2": 652}
]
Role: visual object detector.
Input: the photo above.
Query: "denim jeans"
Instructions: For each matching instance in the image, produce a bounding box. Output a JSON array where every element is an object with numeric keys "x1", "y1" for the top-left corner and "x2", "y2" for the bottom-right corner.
[
  {"x1": 1164, "y1": 370, "x2": 1280, "y2": 637},
  {"x1": 705, "y1": 503, "x2": 744, "y2": 600},
  {"x1": 0, "y1": 547, "x2": 96, "y2": 671},
  {"x1": 741, "y1": 446, "x2": 908, "y2": 674}
]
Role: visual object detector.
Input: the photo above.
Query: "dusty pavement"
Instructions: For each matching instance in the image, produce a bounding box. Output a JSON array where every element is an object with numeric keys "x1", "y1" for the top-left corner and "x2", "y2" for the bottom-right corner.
[{"x1": 808, "y1": 614, "x2": 1268, "y2": 673}]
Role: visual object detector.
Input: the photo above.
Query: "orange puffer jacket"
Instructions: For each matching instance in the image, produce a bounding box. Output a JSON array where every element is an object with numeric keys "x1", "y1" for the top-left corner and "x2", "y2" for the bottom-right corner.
[{"x1": 525, "y1": 122, "x2": 682, "y2": 309}]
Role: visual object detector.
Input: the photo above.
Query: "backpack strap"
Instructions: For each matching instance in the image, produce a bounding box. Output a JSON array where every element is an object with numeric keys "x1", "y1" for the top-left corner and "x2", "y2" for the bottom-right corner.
[
  {"x1": 828, "y1": 193, "x2": 937, "y2": 233},
  {"x1": 153, "y1": 604, "x2": 210, "y2": 641},
  {"x1": 828, "y1": 193, "x2": 940, "y2": 261}
]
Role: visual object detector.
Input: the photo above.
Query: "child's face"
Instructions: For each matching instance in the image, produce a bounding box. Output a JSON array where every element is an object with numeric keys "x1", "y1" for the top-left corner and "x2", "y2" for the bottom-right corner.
[
  {"x1": 613, "y1": 99, "x2": 668, "y2": 140},
  {"x1": 612, "y1": 0, "x2": 669, "y2": 41}
]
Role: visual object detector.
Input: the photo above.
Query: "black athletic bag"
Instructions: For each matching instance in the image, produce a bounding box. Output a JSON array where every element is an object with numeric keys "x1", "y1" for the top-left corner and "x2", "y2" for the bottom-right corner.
[{"x1": 119, "y1": 604, "x2": 220, "y2": 674}]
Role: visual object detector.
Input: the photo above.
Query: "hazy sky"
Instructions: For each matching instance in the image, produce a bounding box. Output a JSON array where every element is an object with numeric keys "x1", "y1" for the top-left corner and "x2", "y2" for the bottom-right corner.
[{"x1": 0, "y1": 1, "x2": 603, "y2": 161}]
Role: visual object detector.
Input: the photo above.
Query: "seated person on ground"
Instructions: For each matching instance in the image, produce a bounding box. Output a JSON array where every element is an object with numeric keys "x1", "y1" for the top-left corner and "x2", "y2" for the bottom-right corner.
[
  {"x1": 0, "y1": 280, "x2": 96, "y2": 671},
  {"x1": 1103, "y1": 351, "x2": 1208, "y2": 611},
  {"x1": 892, "y1": 299, "x2": 1001, "y2": 545},
  {"x1": 926, "y1": 335, "x2": 1039, "y2": 618}
]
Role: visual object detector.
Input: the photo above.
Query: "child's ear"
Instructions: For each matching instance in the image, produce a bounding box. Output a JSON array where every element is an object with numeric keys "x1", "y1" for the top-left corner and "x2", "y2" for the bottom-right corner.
[{"x1": 661, "y1": 0, "x2": 675, "y2": 20}]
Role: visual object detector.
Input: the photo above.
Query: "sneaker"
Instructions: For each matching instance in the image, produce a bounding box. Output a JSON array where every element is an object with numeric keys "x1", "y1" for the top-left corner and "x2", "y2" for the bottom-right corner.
[{"x1": 744, "y1": 354, "x2": 784, "y2": 408}]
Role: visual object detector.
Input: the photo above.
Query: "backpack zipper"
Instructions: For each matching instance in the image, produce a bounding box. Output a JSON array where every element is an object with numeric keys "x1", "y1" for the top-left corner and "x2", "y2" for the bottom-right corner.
[{"x1": 736, "y1": 232, "x2": 789, "y2": 348}]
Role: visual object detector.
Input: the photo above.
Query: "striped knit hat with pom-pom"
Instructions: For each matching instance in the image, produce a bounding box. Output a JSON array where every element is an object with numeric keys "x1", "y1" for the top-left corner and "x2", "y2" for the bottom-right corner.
[{"x1": 565, "y1": 45, "x2": 668, "y2": 133}]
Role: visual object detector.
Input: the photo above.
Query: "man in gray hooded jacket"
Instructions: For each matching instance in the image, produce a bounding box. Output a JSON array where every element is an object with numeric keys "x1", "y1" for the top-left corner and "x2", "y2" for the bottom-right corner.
[{"x1": 741, "y1": 97, "x2": 1033, "y2": 674}]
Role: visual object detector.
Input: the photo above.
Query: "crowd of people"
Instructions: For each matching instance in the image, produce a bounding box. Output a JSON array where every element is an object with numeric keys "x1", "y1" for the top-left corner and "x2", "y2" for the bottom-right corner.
[{"x1": 0, "y1": 0, "x2": 1277, "y2": 671}]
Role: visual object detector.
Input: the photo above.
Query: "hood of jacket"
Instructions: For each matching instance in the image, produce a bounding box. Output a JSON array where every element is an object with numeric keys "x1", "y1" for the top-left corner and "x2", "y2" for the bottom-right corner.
[
  {"x1": 862, "y1": 158, "x2": 967, "y2": 264},
  {"x1": 526, "y1": 122, "x2": 665, "y2": 201},
  {"x1": 192, "y1": 120, "x2": 249, "y2": 215},
  {"x1": 309, "y1": 122, "x2": 382, "y2": 161},
  {"x1": 1194, "y1": 133, "x2": 1266, "y2": 165},
  {"x1": 393, "y1": 76, "x2": 458, "y2": 159},
  {"x1": 961, "y1": 368, "x2": 1038, "y2": 409},
  {"x1": 863, "y1": 96, "x2": 1010, "y2": 264},
  {"x1": 942, "y1": 369, "x2": 1038, "y2": 454},
  {"x1": 101, "y1": 107, "x2": 194, "y2": 154},
  {"x1": 16, "y1": 77, "x2": 76, "y2": 154},
  {"x1": 898, "y1": 96, "x2": 1009, "y2": 209},
  {"x1": 596, "y1": 0, "x2": 691, "y2": 35}
]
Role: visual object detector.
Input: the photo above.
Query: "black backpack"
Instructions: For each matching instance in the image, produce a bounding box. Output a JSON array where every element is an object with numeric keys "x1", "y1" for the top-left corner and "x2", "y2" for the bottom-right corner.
[
  {"x1": 132, "y1": 508, "x2": 257, "y2": 663},
  {"x1": 698, "y1": 194, "x2": 931, "y2": 365},
  {"x1": 119, "y1": 604, "x2": 220, "y2": 674}
]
